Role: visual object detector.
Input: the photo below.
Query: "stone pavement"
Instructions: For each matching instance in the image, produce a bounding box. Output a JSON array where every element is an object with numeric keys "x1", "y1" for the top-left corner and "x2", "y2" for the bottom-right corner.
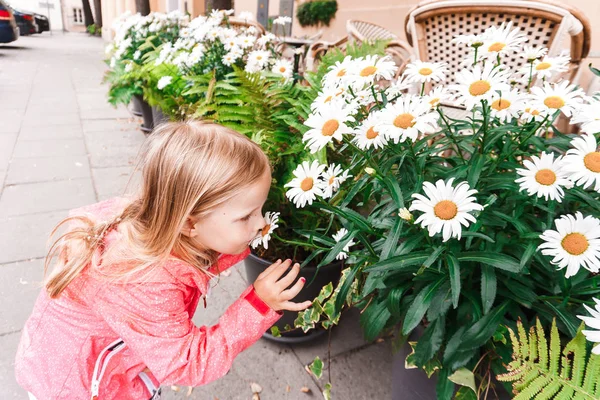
[{"x1": 0, "y1": 33, "x2": 392, "y2": 399}]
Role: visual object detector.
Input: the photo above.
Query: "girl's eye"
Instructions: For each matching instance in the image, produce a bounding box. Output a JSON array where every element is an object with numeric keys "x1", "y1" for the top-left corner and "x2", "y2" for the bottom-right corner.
[{"x1": 240, "y1": 214, "x2": 252, "y2": 222}]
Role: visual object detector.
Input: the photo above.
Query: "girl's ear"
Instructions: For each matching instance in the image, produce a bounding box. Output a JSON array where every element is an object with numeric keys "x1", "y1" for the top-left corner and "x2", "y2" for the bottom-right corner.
[{"x1": 181, "y1": 217, "x2": 198, "y2": 238}]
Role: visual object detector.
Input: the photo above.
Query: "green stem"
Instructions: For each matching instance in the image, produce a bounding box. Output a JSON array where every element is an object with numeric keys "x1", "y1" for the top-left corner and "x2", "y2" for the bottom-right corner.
[
  {"x1": 527, "y1": 61, "x2": 534, "y2": 92},
  {"x1": 420, "y1": 82, "x2": 425, "y2": 97},
  {"x1": 437, "y1": 108, "x2": 466, "y2": 163}
]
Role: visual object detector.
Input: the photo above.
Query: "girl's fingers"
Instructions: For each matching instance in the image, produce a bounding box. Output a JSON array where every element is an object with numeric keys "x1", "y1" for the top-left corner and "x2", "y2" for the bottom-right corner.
[
  {"x1": 257, "y1": 259, "x2": 283, "y2": 279},
  {"x1": 276, "y1": 263, "x2": 301, "y2": 289},
  {"x1": 281, "y1": 275, "x2": 305, "y2": 299},
  {"x1": 267, "y1": 259, "x2": 293, "y2": 281},
  {"x1": 281, "y1": 300, "x2": 313, "y2": 312}
]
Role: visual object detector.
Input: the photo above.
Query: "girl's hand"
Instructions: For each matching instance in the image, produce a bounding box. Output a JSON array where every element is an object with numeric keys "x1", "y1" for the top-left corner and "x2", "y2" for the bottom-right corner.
[{"x1": 253, "y1": 259, "x2": 313, "y2": 312}]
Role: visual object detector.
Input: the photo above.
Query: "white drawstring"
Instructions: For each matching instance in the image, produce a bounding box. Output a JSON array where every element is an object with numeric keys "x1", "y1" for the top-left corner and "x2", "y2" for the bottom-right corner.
[{"x1": 90, "y1": 339, "x2": 125, "y2": 400}]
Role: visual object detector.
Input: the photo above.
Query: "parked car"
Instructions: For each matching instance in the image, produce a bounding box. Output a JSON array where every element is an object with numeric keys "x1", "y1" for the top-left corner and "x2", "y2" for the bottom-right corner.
[
  {"x1": 0, "y1": 0, "x2": 18, "y2": 43},
  {"x1": 33, "y1": 13, "x2": 49, "y2": 33},
  {"x1": 9, "y1": 6, "x2": 37, "y2": 36}
]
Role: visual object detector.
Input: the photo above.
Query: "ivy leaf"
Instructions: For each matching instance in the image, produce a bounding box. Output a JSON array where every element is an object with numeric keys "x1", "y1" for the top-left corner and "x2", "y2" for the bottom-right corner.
[
  {"x1": 270, "y1": 326, "x2": 281, "y2": 337},
  {"x1": 308, "y1": 356, "x2": 323, "y2": 379},
  {"x1": 448, "y1": 368, "x2": 477, "y2": 393}
]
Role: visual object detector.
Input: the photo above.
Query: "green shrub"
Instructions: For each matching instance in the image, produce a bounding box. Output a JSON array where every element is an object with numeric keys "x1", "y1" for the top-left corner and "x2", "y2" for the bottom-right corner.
[{"x1": 296, "y1": 1, "x2": 338, "y2": 27}]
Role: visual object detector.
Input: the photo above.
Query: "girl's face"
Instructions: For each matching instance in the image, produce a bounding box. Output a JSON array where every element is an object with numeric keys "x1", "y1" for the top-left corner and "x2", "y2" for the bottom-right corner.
[{"x1": 187, "y1": 169, "x2": 272, "y2": 255}]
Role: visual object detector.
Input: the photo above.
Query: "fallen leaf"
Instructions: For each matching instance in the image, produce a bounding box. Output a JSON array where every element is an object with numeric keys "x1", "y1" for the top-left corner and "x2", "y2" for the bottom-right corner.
[
  {"x1": 286, "y1": 385, "x2": 291, "y2": 393},
  {"x1": 171, "y1": 385, "x2": 180, "y2": 392},
  {"x1": 300, "y1": 387, "x2": 311, "y2": 394},
  {"x1": 251, "y1": 382, "x2": 263, "y2": 393},
  {"x1": 19, "y1": 278, "x2": 28, "y2": 285},
  {"x1": 376, "y1": 338, "x2": 385, "y2": 343},
  {"x1": 221, "y1": 269, "x2": 232, "y2": 277},
  {"x1": 186, "y1": 386, "x2": 193, "y2": 397},
  {"x1": 252, "y1": 394, "x2": 260, "y2": 400}
]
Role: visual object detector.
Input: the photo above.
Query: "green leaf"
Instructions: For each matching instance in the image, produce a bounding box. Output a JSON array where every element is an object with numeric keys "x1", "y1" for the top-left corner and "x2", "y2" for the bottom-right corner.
[
  {"x1": 360, "y1": 298, "x2": 392, "y2": 341},
  {"x1": 323, "y1": 382, "x2": 332, "y2": 400},
  {"x1": 364, "y1": 251, "x2": 431, "y2": 272},
  {"x1": 402, "y1": 278, "x2": 445, "y2": 335},
  {"x1": 448, "y1": 368, "x2": 477, "y2": 393},
  {"x1": 270, "y1": 326, "x2": 281, "y2": 337},
  {"x1": 380, "y1": 218, "x2": 403, "y2": 262},
  {"x1": 456, "y1": 252, "x2": 522, "y2": 273},
  {"x1": 436, "y1": 368, "x2": 454, "y2": 400},
  {"x1": 317, "y1": 229, "x2": 357, "y2": 268},
  {"x1": 413, "y1": 318, "x2": 445, "y2": 367},
  {"x1": 334, "y1": 265, "x2": 359, "y2": 314},
  {"x1": 481, "y1": 265, "x2": 497, "y2": 314},
  {"x1": 308, "y1": 356, "x2": 324, "y2": 379},
  {"x1": 446, "y1": 254, "x2": 461, "y2": 309}
]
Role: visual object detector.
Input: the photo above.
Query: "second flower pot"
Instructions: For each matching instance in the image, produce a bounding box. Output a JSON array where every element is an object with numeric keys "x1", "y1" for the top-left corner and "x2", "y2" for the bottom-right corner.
[
  {"x1": 133, "y1": 94, "x2": 153, "y2": 134},
  {"x1": 244, "y1": 252, "x2": 343, "y2": 344}
]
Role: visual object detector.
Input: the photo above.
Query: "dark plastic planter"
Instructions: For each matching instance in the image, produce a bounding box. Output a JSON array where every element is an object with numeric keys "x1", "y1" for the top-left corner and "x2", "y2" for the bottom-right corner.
[
  {"x1": 133, "y1": 94, "x2": 153, "y2": 133},
  {"x1": 244, "y1": 252, "x2": 343, "y2": 343},
  {"x1": 130, "y1": 95, "x2": 143, "y2": 117},
  {"x1": 152, "y1": 105, "x2": 168, "y2": 128}
]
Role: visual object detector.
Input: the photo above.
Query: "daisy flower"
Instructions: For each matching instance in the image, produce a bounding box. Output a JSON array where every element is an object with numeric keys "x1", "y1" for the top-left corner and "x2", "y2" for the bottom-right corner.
[
  {"x1": 530, "y1": 80, "x2": 584, "y2": 117},
  {"x1": 250, "y1": 212, "x2": 279, "y2": 250},
  {"x1": 521, "y1": 45, "x2": 548, "y2": 62},
  {"x1": 449, "y1": 62, "x2": 511, "y2": 110},
  {"x1": 451, "y1": 34, "x2": 484, "y2": 47},
  {"x1": 519, "y1": 103, "x2": 548, "y2": 123},
  {"x1": 237, "y1": 35, "x2": 256, "y2": 49},
  {"x1": 273, "y1": 16, "x2": 292, "y2": 25},
  {"x1": 570, "y1": 101, "x2": 600, "y2": 134},
  {"x1": 157, "y1": 76, "x2": 173, "y2": 90},
  {"x1": 272, "y1": 58, "x2": 294, "y2": 80},
  {"x1": 403, "y1": 60, "x2": 448, "y2": 84},
  {"x1": 303, "y1": 103, "x2": 355, "y2": 153},
  {"x1": 311, "y1": 88, "x2": 346, "y2": 111},
  {"x1": 331, "y1": 228, "x2": 356, "y2": 260},
  {"x1": 376, "y1": 95, "x2": 439, "y2": 144},
  {"x1": 351, "y1": 55, "x2": 398, "y2": 85},
  {"x1": 285, "y1": 161, "x2": 326, "y2": 208},
  {"x1": 488, "y1": 88, "x2": 525, "y2": 122},
  {"x1": 424, "y1": 86, "x2": 451, "y2": 109},
  {"x1": 515, "y1": 152, "x2": 573, "y2": 202},
  {"x1": 578, "y1": 298, "x2": 600, "y2": 354},
  {"x1": 353, "y1": 112, "x2": 389, "y2": 150},
  {"x1": 538, "y1": 212, "x2": 600, "y2": 278},
  {"x1": 321, "y1": 164, "x2": 351, "y2": 199},
  {"x1": 479, "y1": 21, "x2": 527, "y2": 60},
  {"x1": 563, "y1": 133, "x2": 600, "y2": 192},
  {"x1": 323, "y1": 56, "x2": 357, "y2": 89},
  {"x1": 257, "y1": 32, "x2": 276, "y2": 47},
  {"x1": 409, "y1": 178, "x2": 483, "y2": 242},
  {"x1": 528, "y1": 52, "x2": 570, "y2": 80}
]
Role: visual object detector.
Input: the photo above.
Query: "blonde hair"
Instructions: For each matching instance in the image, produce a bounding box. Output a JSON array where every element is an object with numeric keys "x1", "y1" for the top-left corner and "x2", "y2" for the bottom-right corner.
[{"x1": 44, "y1": 121, "x2": 270, "y2": 298}]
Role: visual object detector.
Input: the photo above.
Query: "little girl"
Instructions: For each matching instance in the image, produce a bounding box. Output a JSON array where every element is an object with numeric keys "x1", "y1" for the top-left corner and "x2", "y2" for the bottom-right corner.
[{"x1": 15, "y1": 121, "x2": 311, "y2": 400}]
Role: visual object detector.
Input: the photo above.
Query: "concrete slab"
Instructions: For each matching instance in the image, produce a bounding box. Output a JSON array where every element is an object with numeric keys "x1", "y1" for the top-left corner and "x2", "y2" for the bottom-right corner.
[
  {"x1": 0, "y1": 258, "x2": 44, "y2": 334},
  {"x1": 0, "y1": 211, "x2": 66, "y2": 264},
  {"x1": 91, "y1": 166, "x2": 139, "y2": 201},
  {"x1": 21, "y1": 113, "x2": 81, "y2": 127},
  {"x1": 82, "y1": 118, "x2": 140, "y2": 133},
  {"x1": 0, "y1": 332, "x2": 29, "y2": 400},
  {"x1": 0, "y1": 179, "x2": 96, "y2": 217},
  {"x1": 0, "y1": 133, "x2": 17, "y2": 169},
  {"x1": 80, "y1": 107, "x2": 132, "y2": 120},
  {"x1": 12, "y1": 138, "x2": 87, "y2": 159},
  {"x1": 6, "y1": 155, "x2": 91, "y2": 184},
  {"x1": 18, "y1": 124, "x2": 84, "y2": 141}
]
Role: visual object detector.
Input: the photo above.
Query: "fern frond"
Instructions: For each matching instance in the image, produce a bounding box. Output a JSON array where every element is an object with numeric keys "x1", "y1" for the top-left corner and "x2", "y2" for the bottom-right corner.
[{"x1": 497, "y1": 318, "x2": 599, "y2": 399}]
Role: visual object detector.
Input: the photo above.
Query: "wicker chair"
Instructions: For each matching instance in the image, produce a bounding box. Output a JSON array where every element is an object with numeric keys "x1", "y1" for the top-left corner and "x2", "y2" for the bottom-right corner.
[
  {"x1": 227, "y1": 17, "x2": 266, "y2": 36},
  {"x1": 404, "y1": 0, "x2": 591, "y2": 87}
]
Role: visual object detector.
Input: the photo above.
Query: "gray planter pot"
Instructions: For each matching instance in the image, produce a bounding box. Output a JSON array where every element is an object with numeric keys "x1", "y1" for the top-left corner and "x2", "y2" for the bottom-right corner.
[
  {"x1": 130, "y1": 95, "x2": 143, "y2": 117},
  {"x1": 152, "y1": 105, "x2": 168, "y2": 128},
  {"x1": 244, "y1": 252, "x2": 343, "y2": 344},
  {"x1": 133, "y1": 94, "x2": 153, "y2": 134}
]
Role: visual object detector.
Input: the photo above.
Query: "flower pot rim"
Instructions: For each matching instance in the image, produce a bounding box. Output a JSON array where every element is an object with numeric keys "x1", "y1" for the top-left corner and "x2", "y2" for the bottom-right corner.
[{"x1": 248, "y1": 250, "x2": 344, "y2": 272}]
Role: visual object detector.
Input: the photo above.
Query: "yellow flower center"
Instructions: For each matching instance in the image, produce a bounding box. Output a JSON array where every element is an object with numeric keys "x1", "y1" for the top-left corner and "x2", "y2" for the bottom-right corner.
[
  {"x1": 434, "y1": 200, "x2": 458, "y2": 220},
  {"x1": 544, "y1": 96, "x2": 565, "y2": 109},
  {"x1": 360, "y1": 66, "x2": 377, "y2": 77},
  {"x1": 324, "y1": 95, "x2": 332, "y2": 103},
  {"x1": 300, "y1": 177, "x2": 314, "y2": 191},
  {"x1": 469, "y1": 80, "x2": 491, "y2": 96},
  {"x1": 429, "y1": 97, "x2": 440, "y2": 107},
  {"x1": 535, "y1": 62, "x2": 551, "y2": 71},
  {"x1": 561, "y1": 233, "x2": 589, "y2": 255},
  {"x1": 328, "y1": 176, "x2": 335, "y2": 185},
  {"x1": 337, "y1": 69, "x2": 346, "y2": 77},
  {"x1": 488, "y1": 42, "x2": 506, "y2": 52},
  {"x1": 584, "y1": 152, "x2": 600, "y2": 172},
  {"x1": 322, "y1": 119, "x2": 340, "y2": 136},
  {"x1": 419, "y1": 67, "x2": 433, "y2": 76},
  {"x1": 279, "y1": 67, "x2": 287, "y2": 73},
  {"x1": 393, "y1": 113, "x2": 416, "y2": 129},
  {"x1": 256, "y1": 56, "x2": 263, "y2": 60},
  {"x1": 535, "y1": 169, "x2": 556, "y2": 185},
  {"x1": 491, "y1": 98, "x2": 511, "y2": 111},
  {"x1": 525, "y1": 107, "x2": 541, "y2": 116},
  {"x1": 366, "y1": 126, "x2": 379, "y2": 139},
  {"x1": 261, "y1": 224, "x2": 271, "y2": 236}
]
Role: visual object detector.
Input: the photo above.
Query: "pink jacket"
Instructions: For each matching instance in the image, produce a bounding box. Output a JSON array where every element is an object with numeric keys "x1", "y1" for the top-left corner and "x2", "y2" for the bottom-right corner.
[{"x1": 15, "y1": 198, "x2": 281, "y2": 400}]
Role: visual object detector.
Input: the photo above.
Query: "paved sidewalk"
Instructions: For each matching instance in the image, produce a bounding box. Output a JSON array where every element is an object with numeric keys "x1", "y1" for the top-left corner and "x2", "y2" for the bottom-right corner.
[{"x1": 0, "y1": 33, "x2": 392, "y2": 399}]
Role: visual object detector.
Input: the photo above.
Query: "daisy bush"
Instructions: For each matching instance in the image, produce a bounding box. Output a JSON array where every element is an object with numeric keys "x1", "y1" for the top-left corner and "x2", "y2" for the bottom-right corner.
[
  {"x1": 283, "y1": 23, "x2": 600, "y2": 398},
  {"x1": 104, "y1": 11, "x2": 189, "y2": 106}
]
